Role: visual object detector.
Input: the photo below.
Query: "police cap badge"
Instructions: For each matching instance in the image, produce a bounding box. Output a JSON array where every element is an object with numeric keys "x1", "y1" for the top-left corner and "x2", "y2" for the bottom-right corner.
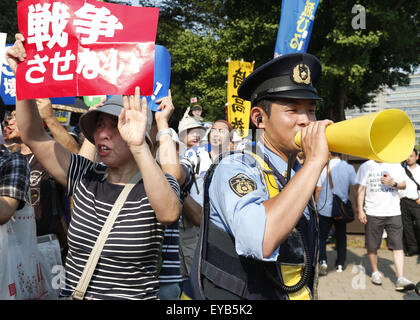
[
  {"x1": 237, "y1": 53, "x2": 322, "y2": 104},
  {"x1": 292, "y1": 63, "x2": 311, "y2": 85}
]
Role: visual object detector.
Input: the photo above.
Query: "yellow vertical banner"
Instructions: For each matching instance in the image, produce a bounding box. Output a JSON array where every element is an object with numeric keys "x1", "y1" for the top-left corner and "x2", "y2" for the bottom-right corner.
[{"x1": 227, "y1": 60, "x2": 254, "y2": 138}]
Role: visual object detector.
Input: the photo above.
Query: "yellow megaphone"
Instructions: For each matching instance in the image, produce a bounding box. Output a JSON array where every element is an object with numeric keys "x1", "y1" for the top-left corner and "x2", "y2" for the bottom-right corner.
[{"x1": 294, "y1": 109, "x2": 415, "y2": 163}]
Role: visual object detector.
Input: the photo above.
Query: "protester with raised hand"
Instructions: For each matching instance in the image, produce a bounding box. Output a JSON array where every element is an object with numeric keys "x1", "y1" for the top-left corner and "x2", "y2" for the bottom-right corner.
[
  {"x1": 152, "y1": 92, "x2": 186, "y2": 299},
  {"x1": 36, "y1": 98, "x2": 80, "y2": 154},
  {"x1": 154, "y1": 91, "x2": 184, "y2": 183},
  {"x1": 7, "y1": 33, "x2": 181, "y2": 300}
]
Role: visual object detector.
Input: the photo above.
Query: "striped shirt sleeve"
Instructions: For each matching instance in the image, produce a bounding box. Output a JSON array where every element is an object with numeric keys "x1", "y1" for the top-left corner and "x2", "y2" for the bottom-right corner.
[
  {"x1": 164, "y1": 173, "x2": 181, "y2": 202},
  {"x1": 67, "y1": 153, "x2": 93, "y2": 197}
]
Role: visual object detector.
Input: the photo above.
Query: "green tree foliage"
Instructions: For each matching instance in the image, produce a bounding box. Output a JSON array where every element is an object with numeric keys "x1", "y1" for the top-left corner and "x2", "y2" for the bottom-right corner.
[
  {"x1": 310, "y1": 0, "x2": 420, "y2": 120},
  {"x1": 149, "y1": 0, "x2": 420, "y2": 124},
  {"x1": 148, "y1": 0, "x2": 282, "y2": 126},
  {"x1": 0, "y1": 0, "x2": 19, "y2": 43}
]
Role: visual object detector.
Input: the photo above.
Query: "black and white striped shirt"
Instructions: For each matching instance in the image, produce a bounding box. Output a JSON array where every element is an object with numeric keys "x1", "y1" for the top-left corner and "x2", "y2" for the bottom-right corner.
[
  {"x1": 61, "y1": 154, "x2": 180, "y2": 300},
  {"x1": 158, "y1": 159, "x2": 195, "y2": 284}
]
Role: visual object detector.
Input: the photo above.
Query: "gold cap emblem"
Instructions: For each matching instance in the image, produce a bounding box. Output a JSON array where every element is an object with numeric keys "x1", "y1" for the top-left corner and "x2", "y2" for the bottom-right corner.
[{"x1": 292, "y1": 63, "x2": 311, "y2": 85}]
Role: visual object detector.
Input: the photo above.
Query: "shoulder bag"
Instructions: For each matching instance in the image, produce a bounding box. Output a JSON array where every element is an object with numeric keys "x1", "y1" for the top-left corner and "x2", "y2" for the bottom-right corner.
[
  {"x1": 328, "y1": 165, "x2": 355, "y2": 223},
  {"x1": 70, "y1": 173, "x2": 140, "y2": 300}
]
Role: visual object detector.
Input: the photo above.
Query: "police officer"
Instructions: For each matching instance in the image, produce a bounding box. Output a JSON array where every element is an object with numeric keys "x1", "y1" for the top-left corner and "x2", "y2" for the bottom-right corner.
[{"x1": 183, "y1": 53, "x2": 332, "y2": 300}]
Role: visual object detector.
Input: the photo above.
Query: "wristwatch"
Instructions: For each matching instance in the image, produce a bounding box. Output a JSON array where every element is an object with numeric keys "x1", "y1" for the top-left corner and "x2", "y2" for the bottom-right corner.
[
  {"x1": 393, "y1": 182, "x2": 398, "y2": 188},
  {"x1": 156, "y1": 128, "x2": 174, "y2": 141}
]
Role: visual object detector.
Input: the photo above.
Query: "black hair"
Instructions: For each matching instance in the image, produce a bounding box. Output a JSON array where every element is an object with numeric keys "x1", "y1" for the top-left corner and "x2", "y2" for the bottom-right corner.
[{"x1": 252, "y1": 99, "x2": 272, "y2": 117}]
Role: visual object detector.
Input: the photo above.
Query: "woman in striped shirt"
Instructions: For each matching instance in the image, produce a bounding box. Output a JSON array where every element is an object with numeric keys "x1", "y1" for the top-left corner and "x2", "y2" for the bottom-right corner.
[{"x1": 8, "y1": 36, "x2": 181, "y2": 299}]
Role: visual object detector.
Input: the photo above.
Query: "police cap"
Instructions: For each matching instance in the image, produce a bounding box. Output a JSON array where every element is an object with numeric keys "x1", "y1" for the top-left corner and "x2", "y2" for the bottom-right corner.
[{"x1": 238, "y1": 53, "x2": 322, "y2": 104}]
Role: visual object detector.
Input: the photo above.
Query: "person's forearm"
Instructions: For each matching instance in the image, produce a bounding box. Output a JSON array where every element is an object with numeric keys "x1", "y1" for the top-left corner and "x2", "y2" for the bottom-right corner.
[
  {"x1": 43, "y1": 116, "x2": 79, "y2": 154},
  {"x1": 0, "y1": 197, "x2": 19, "y2": 225},
  {"x1": 262, "y1": 160, "x2": 324, "y2": 258},
  {"x1": 129, "y1": 143, "x2": 181, "y2": 225},
  {"x1": 357, "y1": 186, "x2": 366, "y2": 212},
  {"x1": 15, "y1": 98, "x2": 71, "y2": 187},
  {"x1": 183, "y1": 195, "x2": 202, "y2": 226},
  {"x1": 16, "y1": 99, "x2": 49, "y2": 145},
  {"x1": 157, "y1": 134, "x2": 184, "y2": 185},
  {"x1": 156, "y1": 120, "x2": 185, "y2": 185},
  {"x1": 395, "y1": 181, "x2": 406, "y2": 190}
]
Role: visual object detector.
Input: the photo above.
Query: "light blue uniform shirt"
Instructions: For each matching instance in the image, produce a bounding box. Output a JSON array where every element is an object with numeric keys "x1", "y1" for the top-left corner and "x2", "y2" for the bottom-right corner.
[{"x1": 208, "y1": 141, "x2": 310, "y2": 262}]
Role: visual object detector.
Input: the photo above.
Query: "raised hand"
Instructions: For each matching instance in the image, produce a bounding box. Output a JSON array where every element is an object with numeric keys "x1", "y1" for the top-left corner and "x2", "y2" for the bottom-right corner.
[
  {"x1": 36, "y1": 98, "x2": 55, "y2": 120},
  {"x1": 5, "y1": 33, "x2": 26, "y2": 75},
  {"x1": 155, "y1": 90, "x2": 174, "y2": 127},
  {"x1": 118, "y1": 87, "x2": 149, "y2": 147},
  {"x1": 182, "y1": 106, "x2": 190, "y2": 120},
  {"x1": 300, "y1": 119, "x2": 333, "y2": 168}
]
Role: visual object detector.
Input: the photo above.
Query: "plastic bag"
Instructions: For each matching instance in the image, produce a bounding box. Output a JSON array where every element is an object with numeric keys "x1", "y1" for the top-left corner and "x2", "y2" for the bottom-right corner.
[
  {"x1": 7, "y1": 204, "x2": 47, "y2": 300},
  {"x1": 0, "y1": 224, "x2": 15, "y2": 300},
  {"x1": 37, "y1": 235, "x2": 63, "y2": 300}
]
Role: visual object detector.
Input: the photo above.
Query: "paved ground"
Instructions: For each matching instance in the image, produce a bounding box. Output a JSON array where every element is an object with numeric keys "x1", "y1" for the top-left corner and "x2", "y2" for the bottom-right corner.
[{"x1": 317, "y1": 237, "x2": 420, "y2": 300}]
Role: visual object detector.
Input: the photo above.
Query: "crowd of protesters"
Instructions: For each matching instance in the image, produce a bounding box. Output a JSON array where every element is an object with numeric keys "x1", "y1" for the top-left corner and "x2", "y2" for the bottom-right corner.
[{"x1": 1, "y1": 34, "x2": 419, "y2": 301}]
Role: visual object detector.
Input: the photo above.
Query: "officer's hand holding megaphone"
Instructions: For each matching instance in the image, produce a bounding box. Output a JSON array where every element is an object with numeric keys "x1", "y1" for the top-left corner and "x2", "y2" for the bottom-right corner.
[
  {"x1": 296, "y1": 119, "x2": 333, "y2": 168},
  {"x1": 294, "y1": 109, "x2": 415, "y2": 164}
]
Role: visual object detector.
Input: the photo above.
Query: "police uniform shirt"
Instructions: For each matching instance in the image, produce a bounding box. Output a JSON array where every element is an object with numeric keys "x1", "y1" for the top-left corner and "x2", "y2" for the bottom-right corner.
[{"x1": 208, "y1": 140, "x2": 311, "y2": 262}]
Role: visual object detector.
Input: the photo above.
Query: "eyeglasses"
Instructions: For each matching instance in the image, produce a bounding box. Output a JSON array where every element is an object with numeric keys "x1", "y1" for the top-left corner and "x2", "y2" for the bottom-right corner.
[
  {"x1": 2, "y1": 112, "x2": 15, "y2": 125},
  {"x1": 1, "y1": 111, "x2": 16, "y2": 128},
  {"x1": 210, "y1": 128, "x2": 230, "y2": 135}
]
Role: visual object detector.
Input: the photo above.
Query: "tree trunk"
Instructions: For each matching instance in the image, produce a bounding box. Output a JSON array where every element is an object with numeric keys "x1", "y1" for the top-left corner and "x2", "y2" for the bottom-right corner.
[
  {"x1": 325, "y1": 84, "x2": 346, "y2": 122},
  {"x1": 392, "y1": 0, "x2": 405, "y2": 11},
  {"x1": 337, "y1": 85, "x2": 346, "y2": 121}
]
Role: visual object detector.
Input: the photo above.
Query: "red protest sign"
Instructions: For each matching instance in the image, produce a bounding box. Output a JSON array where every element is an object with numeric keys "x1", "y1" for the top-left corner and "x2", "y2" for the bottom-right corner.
[{"x1": 16, "y1": 0, "x2": 159, "y2": 100}]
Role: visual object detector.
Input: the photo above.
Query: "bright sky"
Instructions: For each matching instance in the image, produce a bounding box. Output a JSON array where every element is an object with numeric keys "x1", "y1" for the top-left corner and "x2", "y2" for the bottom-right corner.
[{"x1": 112, "y1": 0, "x2": 163, "y2": 7}]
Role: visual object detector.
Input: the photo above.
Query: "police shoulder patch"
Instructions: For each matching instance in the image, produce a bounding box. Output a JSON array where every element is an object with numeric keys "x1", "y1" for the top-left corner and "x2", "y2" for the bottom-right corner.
[{"x1": 229, "y1": 173, "x2": 257, "y2": 197}]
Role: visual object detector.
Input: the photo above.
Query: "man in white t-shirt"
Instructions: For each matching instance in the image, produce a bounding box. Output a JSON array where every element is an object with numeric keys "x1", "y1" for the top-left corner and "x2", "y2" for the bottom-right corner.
[
  {"x1": 399, "y1": 149, "x2": 420, "y2": 256},
  {"x1": 356, "y1": 160, "x2": 415, "y2": 291},
  {"x1": 315, "y1": 152, "x2": 357, "y2": 275}
]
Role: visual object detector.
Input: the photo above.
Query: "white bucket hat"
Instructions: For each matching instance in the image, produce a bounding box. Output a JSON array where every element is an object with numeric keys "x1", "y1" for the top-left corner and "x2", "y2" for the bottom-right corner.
[{"x1": 178, "y1": 116, "x2": 206, "y2": 136}]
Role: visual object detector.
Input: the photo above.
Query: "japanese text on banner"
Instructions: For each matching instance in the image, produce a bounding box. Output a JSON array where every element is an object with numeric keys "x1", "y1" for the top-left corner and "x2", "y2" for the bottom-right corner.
[
  {"x1": 227, "y1": 60, "x2": 254, "y2": 139},
  {"x1": 1, "y1": 44, "x2": 17, "y2": 105},
  {"x1": 16, "y1": 0, "x2": 159, "y2": 100},
  {"x1": 274, "y1": 0, "x2": 320, "y2": 57}
]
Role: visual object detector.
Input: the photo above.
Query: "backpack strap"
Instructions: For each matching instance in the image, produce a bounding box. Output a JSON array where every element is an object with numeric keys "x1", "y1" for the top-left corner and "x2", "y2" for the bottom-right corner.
[{"x1": 404, "y1": 166, "x2": 420, "y2": 190}]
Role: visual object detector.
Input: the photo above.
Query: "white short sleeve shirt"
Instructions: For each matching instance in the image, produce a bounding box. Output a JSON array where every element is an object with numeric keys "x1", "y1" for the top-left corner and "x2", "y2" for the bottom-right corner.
[{"x1": 355, "y1": 160, "x2": 405, "y2": 216}]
